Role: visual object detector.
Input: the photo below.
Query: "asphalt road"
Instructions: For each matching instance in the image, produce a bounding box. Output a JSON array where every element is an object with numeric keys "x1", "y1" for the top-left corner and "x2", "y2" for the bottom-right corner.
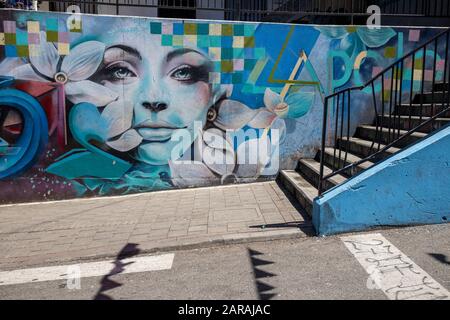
[{"x1": 0, "y1": 223, "x2": 449, "y2": 300}]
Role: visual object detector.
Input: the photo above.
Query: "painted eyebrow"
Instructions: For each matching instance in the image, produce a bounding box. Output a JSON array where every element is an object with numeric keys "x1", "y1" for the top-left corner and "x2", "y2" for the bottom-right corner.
[
  {"x1": 105, "y1": 45, "x2": 142, "y2": 60},
  {"x1": 166, "y1": 48, "x2": 206, "y2": 63}
]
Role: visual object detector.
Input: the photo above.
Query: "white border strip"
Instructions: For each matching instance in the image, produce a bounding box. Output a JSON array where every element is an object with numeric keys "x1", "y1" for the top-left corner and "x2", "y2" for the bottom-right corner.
[{"x1": 0, "y1": 253, "x2": 175, "y2": 286}]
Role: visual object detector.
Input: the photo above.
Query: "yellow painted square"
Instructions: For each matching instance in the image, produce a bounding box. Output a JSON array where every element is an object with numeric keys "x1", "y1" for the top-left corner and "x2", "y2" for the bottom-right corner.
[
  {"x1": 27, "y1": 21, "x2": 40, "y2": 33},
  {"x1": 209, "y1": 47, "x2": 221, "y2": 60},
  {"x1": 209, "y1": 24, "x2": 221, "y2": 36},
  {"x1": 28, "y1": 44, "x2": 40, "y2": 57},
  {"x1": 58, "y1": 43, "x2": 70, "y2": 55},
  {"x1": 233, "y1": 36, "x2": 244, "y2": 48},
  {"x1": 413, "y1": 69, "x2": 423, "y2": 81},
  {"x1": 184, "y1": 35, "x2": 197, "y2": 46},
  {"x1": 173, "y1": 35, "x2": 184, "y2": 46},
  {"x1": 0, "y1": 33, "x2": 4, "y2": 45}
]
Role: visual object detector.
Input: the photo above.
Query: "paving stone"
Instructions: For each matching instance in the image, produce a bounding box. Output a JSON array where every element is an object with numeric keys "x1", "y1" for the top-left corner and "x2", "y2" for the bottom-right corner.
[{"x1": 0, "y1": 181, "x2": 309, "y2": 268}]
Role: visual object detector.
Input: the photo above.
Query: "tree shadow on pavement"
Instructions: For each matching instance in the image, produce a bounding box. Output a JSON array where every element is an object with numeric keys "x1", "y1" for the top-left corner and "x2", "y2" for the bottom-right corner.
[
  {"x1": 93, "y1": 243, "x2": 142, "y2": 300},
  {"x1": 247, "y1": 248, "x2": 278, "y2": 300},
  {"x1": 428, "y1": 253, "x2": 450, "y2": 265}
]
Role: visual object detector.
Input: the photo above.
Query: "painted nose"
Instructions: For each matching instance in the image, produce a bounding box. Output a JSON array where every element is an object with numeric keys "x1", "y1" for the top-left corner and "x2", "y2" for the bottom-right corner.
[{"x1": 142, "y1": 101, "x2": 168, "y2": 113}]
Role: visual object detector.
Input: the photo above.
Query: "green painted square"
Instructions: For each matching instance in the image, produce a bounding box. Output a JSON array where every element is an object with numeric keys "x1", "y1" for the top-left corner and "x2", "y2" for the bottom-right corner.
[
  {"x1": 384, "y1": 47, "x2": 396, "y2": 58},
  {"x1": 4, "y1": 33, "x2": 16, "y2": 45},
  {"x1": 414, "y1": 58, "x2": 423, "y2": 69},
  {"x1": 254, "y1": 48, "x2": 266, "y2": 58},
  {"x1": 222, "y1": 48, "x2": 233, "y2": 59},
  {"x1": 173, "y1": 35, "x2": 183, "y2": 47},
  {"x1": 233, "y1": 48, "x2": 245, "y2": 58},
  {"x1": 222, "y1": 24, "x2": 233, "y2": 36},
  {"x1": 46, "y1": 18, "x2": 58, "y2": 31},
  {"x1": 162, "y1": 35, "x2": 173, "y2": 46},
  {"x1": 244, "y1": 25, "x2": 255, "y2": 36},
  {"x1": 17, "y1": 45, "x2": 29, "y2": 57},
  {"x1": 184, "y1": 23, "x2": 197, "y2": 35},
  {"x1": 150, "y1": 22, "x2": 162, "y2": 34},
  {"x1": 197, "y1": 35, "x2": 209, "y2": 48},
  {"x1": 197, "y1": 24, "x2": 209, "y2": 35},
  {"x1": 233, "y1": 25, "x2": 245, "y2": 36},
  {"x1": 244, "y1": 59, "x2": 257, "y2": 71},
  {"x1": 221, "y1": 60, "x2": 234, "y2": 73},
  {"x1": 46, "y1": 31, "x2": 58, "y2": 42},
  {"x1": 69, "y1": 21, "x2": 82, "y2": 33},
  {"x1": 209, "y1": 36, "x2": 221, "y2": 47},
  {"x1": 244, "y1": 37, "x2": 255, "y2": 48},
  {"x1": 232, "y1": 73, "x2": 243, "y2": 83}
]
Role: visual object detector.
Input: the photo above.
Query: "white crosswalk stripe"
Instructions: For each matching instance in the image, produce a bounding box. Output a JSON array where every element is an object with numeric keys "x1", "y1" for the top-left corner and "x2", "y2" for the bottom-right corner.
[
  {"x1": 0, "y1": 253, "x2": 175, "y2": 286},
  {"x1": 341, "y1": 233, "x2": 450, "y2": 300}
]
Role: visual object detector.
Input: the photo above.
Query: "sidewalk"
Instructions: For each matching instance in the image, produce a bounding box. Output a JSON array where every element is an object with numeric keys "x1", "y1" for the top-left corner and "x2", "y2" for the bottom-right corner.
[{"x1": 0, "y1": 181, "x2": 313, "y2": 270}]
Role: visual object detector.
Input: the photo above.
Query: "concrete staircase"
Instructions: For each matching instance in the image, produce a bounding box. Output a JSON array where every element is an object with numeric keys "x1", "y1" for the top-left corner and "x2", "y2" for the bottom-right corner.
[{"x1": 279, "y1": 82, "x2": 450, "y2": 217}]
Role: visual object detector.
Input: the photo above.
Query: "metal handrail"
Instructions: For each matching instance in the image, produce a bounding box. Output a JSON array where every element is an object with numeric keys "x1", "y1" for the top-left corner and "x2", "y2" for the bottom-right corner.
[
  {"x1": 39, "y1": 0, "x2": 450, "y2": 21},
  {"x1": 318, "y1": 27, "x2": 450, "y2": 195}
]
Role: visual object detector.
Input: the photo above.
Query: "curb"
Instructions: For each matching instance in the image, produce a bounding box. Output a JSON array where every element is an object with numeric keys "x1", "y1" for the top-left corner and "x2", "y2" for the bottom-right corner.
[{"x1": 0, "y1": 226, "x2": 314, "y2": 270}]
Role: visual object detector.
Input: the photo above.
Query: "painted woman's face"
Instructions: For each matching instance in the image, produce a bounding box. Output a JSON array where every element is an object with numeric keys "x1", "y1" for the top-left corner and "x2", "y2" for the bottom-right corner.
[{"x1": 95, "y1": 33, "x2": 215, "y2": 165}]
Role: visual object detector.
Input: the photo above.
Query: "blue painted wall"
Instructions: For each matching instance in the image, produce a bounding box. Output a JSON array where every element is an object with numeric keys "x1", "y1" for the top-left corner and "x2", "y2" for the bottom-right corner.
[
  {"x1": 0, "y1": 8, "x2": 445, "y2": 203},
  {"x1": 313, "y1": 124, "x2": 450, "y2": 236}
]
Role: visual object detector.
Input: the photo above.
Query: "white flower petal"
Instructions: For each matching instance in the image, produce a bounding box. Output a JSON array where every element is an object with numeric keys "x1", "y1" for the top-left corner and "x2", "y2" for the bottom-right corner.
[
  {"x1": 0, "y1": 57, "x2": 26, "y2": 74},
  {"x1": 202, "y1": 129, "x2": 235, "y2": 176},
  {"x1": 214, "y1": 99, "x2": 258, "y2": 130},
  {"x1": 264, "y1": 88, "x2": 282, "y2": 112},
  {"x1": 5, "y1": 63, "x2": 47, "y2": 81},
  {"x1": 248, "y1": 109, "x2": 278, "y2": 128},
  {"x1": 203, "y1": 146, "x2": 235, "y2": 176},
  {"x1": 65, "y1": 80, "x2": 119, "y2": 106},
  {"x1": 235, "y1": 136, "x2": 272, "y2": 178},
  {"x1": 203, "y1": 128, "x2": 233, "y2": 152},
  {"x1": 169, "y1": 160, "x2": 217, "y2": 187},
  {"x1": 270, "y1": 118, "x2": 287, "y2": 144},
  {"x1": 61, "y1": 41, "x2": 106, "y2": 81},
  {"x1": 106, "y1": 129, "x2": 142, "y2": 152},
  {"x1": 29, "y1": 32, "x2": 59, "y2": 78},
  {"x1": 100, "y1": 99, "x2": 133, "y2": 139}
]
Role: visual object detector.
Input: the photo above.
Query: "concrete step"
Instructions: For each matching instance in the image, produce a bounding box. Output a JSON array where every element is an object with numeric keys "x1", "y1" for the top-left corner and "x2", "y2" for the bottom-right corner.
[
  {"x1": 395, "y1": 104, "x2": 450, "y2": 117},
  {"x1": 337, "y1": 136, "x2": 400, "y2": 161},
  {"x1": 433, "y1": 82, "x2": 449, "y2": 92},
  {"x1": 377, "y1": 115, "x2": 450, "y2": 133},
  {"x1": 413, "y1": 91, "x2": 449, "y2": 104},
  {"x1": 319, "y1": 147, "x2": 374, "y2": 177},
  {"x1": 278, "y1": 170, "x2": 317, "y2": 217},
  {"x1": 297, "y1": 158, "x2": 347, "y2": 193},
  {"x1": 355, "y1": 125, "x2": 426, "y2": 148}
]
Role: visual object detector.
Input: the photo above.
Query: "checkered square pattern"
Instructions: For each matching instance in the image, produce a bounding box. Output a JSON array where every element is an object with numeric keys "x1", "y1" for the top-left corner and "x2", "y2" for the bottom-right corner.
[
  {"x1": 149, "y1": 21, "x2": 264, "y2": 85},
  {"x1": 0, "y1": 18, "x2": 75, "y2": 57}
]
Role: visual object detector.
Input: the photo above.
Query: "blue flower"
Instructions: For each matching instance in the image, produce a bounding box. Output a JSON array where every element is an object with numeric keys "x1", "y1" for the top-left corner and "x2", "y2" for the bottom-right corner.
[{"x1": 316, "y1": 26, "x2": 397, "y2": 62}]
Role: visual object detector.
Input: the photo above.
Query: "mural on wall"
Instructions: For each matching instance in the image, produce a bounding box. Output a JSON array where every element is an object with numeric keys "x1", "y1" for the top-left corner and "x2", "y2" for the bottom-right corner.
[{"x1": 0, "y1": 9, "x2": 445, "y2": 203}]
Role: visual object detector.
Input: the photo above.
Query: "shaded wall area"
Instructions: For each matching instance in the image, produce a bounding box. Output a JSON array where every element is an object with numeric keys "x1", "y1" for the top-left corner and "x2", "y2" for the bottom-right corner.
[{"x1": 0, "y1": 9, "x2": 445, "y2": 203}]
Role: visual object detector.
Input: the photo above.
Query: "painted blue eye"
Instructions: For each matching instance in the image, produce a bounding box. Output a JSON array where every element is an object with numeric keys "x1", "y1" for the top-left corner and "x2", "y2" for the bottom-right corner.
[
  {"x1": 111, "y1": 67, "x2": 134, "y2": 80},
  {"x1": 171, "y1": 66, "x2": 194, "y2": 81}
]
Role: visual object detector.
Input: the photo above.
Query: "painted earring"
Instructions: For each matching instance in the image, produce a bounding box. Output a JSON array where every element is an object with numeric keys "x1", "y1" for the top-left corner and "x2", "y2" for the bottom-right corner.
[{"x1": 207, "y1": 107, "x2": 217, "y2": 122}]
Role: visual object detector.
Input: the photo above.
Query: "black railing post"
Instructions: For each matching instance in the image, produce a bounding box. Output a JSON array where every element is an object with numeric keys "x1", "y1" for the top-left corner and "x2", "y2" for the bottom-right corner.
[
  {"x1": 318, "y1": 28, "x2": 450, "y2": 195},
  {"x1": 318, "y1": 98, "x2": 329, "y2": 195}
]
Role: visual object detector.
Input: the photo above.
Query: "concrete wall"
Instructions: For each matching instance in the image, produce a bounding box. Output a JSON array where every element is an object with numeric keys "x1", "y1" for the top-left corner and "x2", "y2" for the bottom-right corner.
[
  {"x1": 313, "y1": 124, "x2": 450, "y2": 236},
  {"x1": 0, "y1": 9, "x2": 445, "y2": 203}
]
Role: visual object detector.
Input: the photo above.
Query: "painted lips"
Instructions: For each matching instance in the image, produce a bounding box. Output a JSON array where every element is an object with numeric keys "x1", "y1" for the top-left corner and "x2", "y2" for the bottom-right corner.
[{"x1": 134, "y1": 120, "x2": 187, "y2": 142}]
